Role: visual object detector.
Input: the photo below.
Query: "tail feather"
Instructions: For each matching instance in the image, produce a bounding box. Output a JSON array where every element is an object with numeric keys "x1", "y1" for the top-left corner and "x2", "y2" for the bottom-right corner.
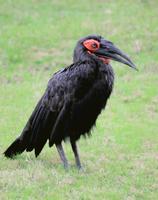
[
  {"x1": 4, "y1": 98, "x2": 56, "y2": 158},
  {"x1": 4, "y1": 137, "x2": 26, "y2": 158}
]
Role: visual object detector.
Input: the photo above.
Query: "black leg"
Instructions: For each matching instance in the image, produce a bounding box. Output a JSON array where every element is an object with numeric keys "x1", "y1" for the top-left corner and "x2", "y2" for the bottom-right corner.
[
  {"x1": 56, "y1": 143, "x2": 68, "y2": 169},
  {"x1": 70, "y1": 140, "x2": 82, "y2": 169}
]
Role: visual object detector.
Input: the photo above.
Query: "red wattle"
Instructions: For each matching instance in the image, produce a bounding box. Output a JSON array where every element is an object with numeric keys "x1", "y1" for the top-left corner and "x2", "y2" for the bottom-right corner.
[
  {"x1": 99, "y1": 57, "x2": 111, "y2": 64},
  {"x1": 87, "y1": 51, "x2": 110, "y2": 64}
]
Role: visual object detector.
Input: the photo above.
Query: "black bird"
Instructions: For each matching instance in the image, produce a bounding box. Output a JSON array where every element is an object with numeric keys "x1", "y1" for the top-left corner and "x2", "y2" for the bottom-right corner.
[{"x1": 4, "y1": 35, "x2": 136, "y2": 169}]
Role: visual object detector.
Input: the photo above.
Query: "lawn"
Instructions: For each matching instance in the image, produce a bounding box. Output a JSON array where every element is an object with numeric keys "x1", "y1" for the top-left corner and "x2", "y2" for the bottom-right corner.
[{"x1": 0, "y1": 0, "x2": 158, "y2": 199}]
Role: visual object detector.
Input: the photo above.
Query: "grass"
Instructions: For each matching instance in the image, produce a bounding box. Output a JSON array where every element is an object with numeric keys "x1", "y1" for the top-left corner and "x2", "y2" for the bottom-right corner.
[{"x1": 0, "y1": 0, "x2": 158, "y2": 199}]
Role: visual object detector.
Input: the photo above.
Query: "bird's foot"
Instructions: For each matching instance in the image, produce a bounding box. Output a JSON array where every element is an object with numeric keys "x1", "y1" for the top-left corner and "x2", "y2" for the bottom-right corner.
[
  {"x1": 77, "y1": 165, "x2": 85, "y2": 173},
  {"x1": 63, "y1": 163, "x2": 69, "y2": 171}
]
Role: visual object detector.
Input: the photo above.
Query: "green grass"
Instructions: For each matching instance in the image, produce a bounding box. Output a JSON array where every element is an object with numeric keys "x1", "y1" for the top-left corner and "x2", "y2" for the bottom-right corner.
[{"x1": 0, "y1": 0, "x2": 158, "y2": 199}]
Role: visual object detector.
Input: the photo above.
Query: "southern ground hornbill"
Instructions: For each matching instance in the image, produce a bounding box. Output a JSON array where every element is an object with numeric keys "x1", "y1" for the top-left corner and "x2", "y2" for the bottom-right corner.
[{"x1": 4, "y1": 35, "x2": 136, "y2": 169}]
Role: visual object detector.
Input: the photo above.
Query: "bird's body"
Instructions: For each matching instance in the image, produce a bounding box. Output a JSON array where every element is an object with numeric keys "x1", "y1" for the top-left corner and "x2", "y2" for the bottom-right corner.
[
  {"x1": 46, "y1": 60, "x2": 114, "y2": 141},
  {"x1": 4, "y1": 35, "x2": 136, "y2": 169}
]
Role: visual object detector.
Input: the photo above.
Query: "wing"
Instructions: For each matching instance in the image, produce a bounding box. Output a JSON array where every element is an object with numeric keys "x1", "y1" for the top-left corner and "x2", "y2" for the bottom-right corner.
[{"x1": 46, "y1": 61, "x2": 98, "y2": 146}]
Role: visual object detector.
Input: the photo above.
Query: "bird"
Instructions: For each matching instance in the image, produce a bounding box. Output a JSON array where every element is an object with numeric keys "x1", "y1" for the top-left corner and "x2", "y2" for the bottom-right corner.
[{"x1": 4, "y1": 34, "x2": 136, "y2": 169}]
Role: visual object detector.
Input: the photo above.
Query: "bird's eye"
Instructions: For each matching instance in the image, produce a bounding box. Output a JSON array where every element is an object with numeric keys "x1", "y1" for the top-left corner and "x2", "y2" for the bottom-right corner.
[{"x1": 91, "y1": 43, "x2": 98, "y2": 49}]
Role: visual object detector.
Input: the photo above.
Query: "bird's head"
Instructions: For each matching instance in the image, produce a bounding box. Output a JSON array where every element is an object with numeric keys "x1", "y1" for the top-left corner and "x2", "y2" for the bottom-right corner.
[{"x1": 73, "y1": 35, "x2": 137, "y2": 70}]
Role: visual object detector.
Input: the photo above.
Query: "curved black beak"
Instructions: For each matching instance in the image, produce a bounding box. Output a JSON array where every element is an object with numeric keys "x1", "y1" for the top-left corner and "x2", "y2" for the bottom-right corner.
[{"x1": 95, "y1": 39, "x2": 138, "y2": 71}]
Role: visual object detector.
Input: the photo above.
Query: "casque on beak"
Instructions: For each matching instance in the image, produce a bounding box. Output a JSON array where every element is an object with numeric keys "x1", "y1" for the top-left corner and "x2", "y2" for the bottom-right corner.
[{"x1": 95, "y1": 39, "x2": 138, "y2": 70}]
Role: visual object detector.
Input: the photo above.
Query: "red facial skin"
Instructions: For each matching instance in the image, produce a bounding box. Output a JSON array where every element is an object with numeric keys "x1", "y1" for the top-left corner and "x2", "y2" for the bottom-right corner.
[
  {"x1": 83, "y1": 39, "x2": 100, "y2": 52},
  {"x1": 83, "y1": 39, "x2": 111, "y2": 64}
]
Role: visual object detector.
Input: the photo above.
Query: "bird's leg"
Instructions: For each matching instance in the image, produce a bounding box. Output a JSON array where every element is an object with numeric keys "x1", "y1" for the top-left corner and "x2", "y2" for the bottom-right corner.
[
  {"x1": 56, "y1": 143, "x2": 69, "y2": 169},
  {"x1": 70, "y1": 140, "x2": 82, "y2": 169}
]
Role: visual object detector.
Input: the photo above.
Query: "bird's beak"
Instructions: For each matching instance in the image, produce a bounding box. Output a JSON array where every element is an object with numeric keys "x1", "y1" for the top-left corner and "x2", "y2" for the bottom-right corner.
[{"x1": 95, "y1": 40, "x2": 137, "y2": 70}]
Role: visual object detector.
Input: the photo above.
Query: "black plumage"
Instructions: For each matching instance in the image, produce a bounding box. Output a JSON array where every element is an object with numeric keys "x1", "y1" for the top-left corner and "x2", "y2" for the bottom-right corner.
[{"x1": 4, "y1": 35, "x2": 136, "y2": 169}]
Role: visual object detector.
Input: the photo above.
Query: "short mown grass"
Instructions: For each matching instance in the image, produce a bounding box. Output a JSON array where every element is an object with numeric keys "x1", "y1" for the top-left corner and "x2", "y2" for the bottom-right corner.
[{"x1": 0, "y1": 0, "x2": 158, "y2": 199}]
